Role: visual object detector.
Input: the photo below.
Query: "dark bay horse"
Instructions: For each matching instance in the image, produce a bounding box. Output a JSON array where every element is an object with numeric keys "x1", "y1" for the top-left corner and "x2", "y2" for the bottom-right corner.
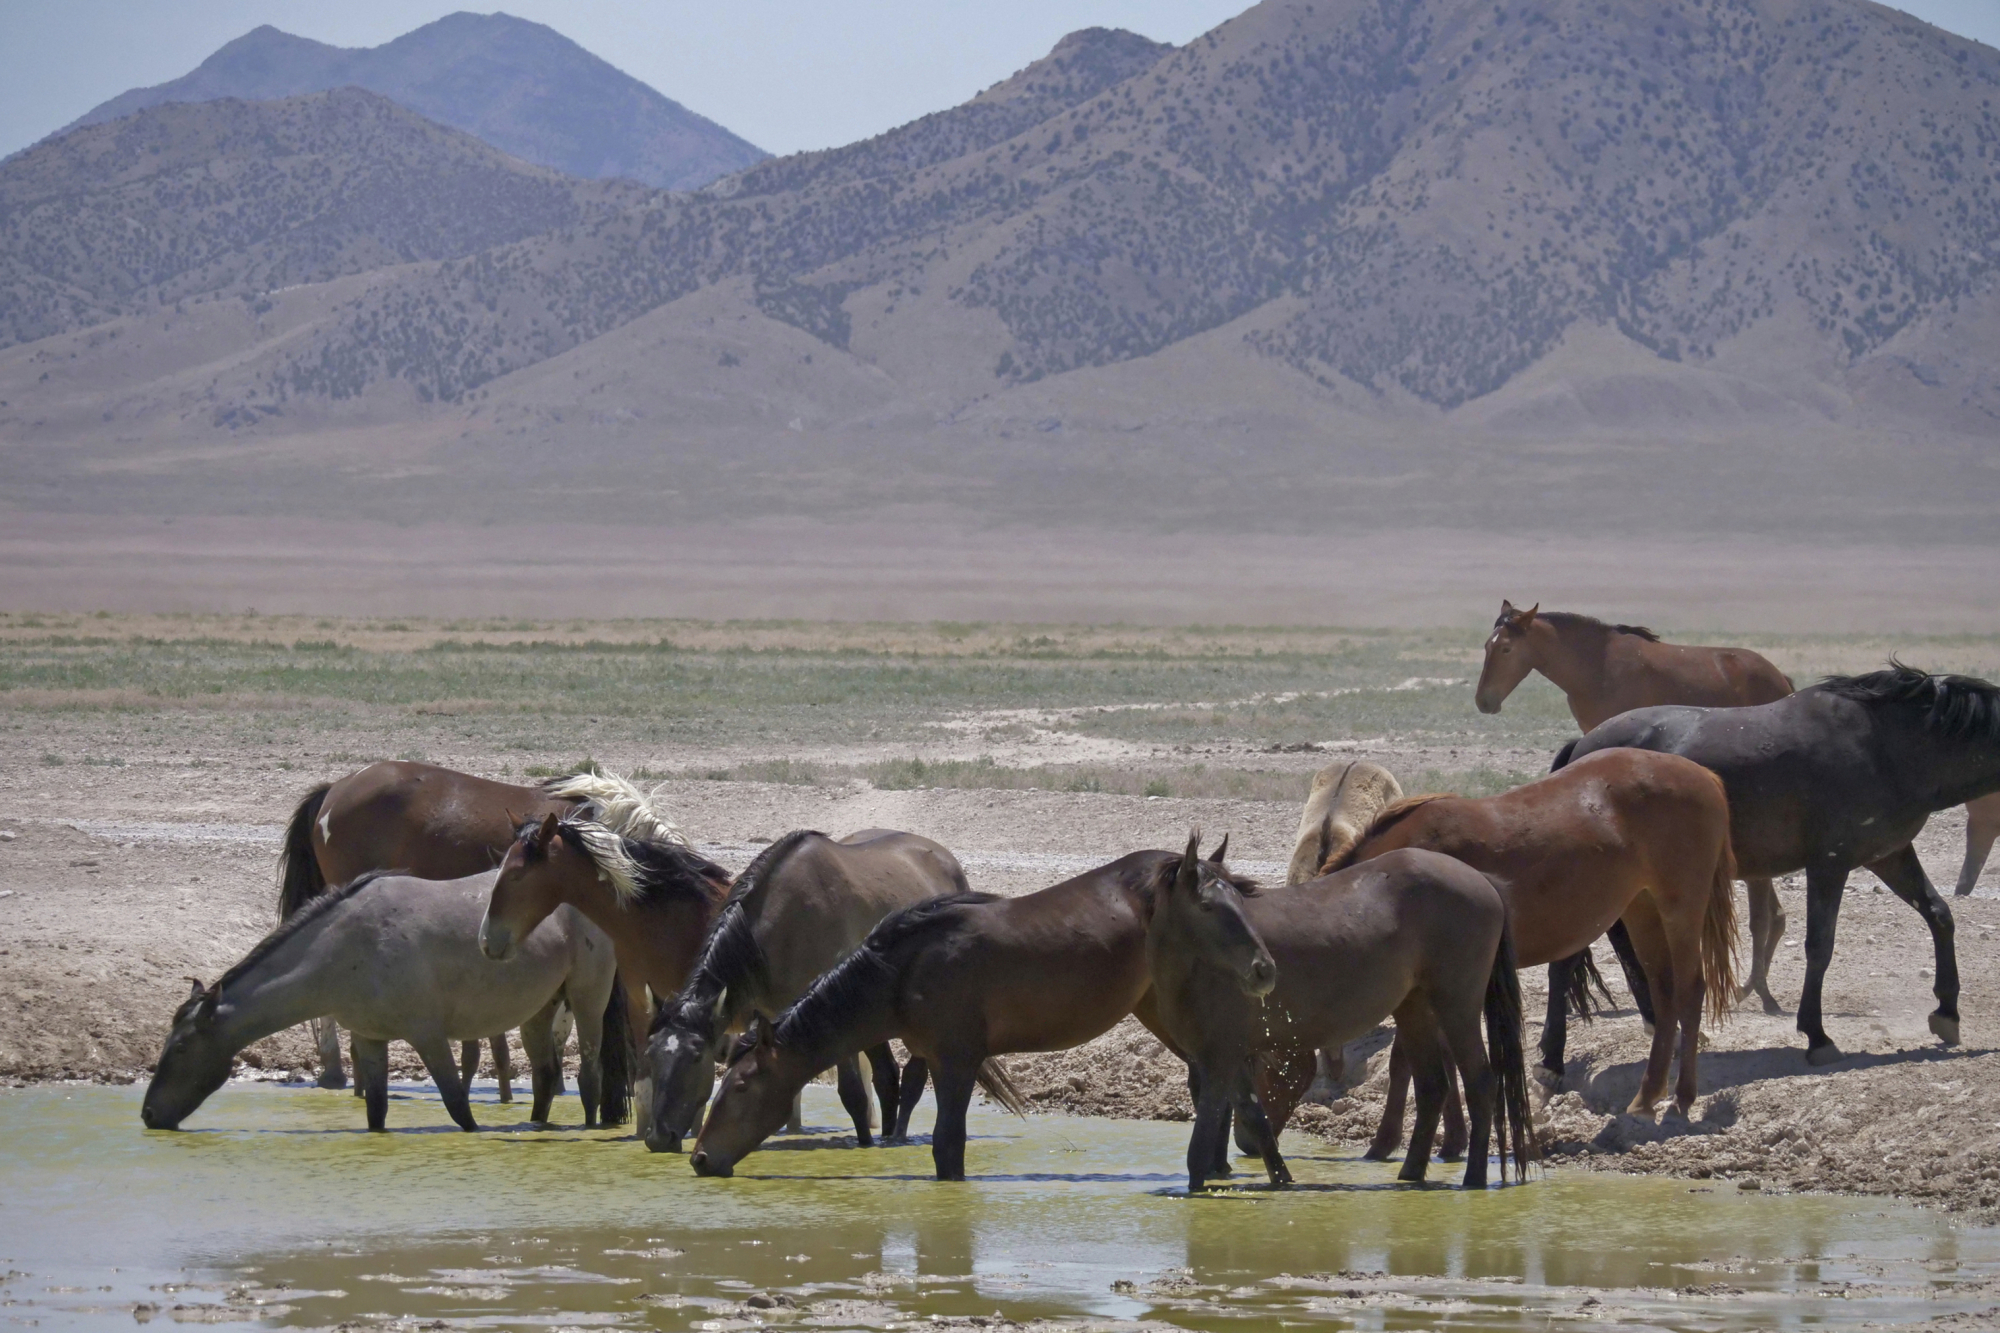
[
  {"x1": 1475, "y1": 601, "x2": 1792, "y2": 1011},
  {"x1": 1153, "y1": 841, "x2": 1533, "y2": 1190},
  {"x1": 688, "y1": 848, "x2": 1211, "y2": 1181},
  {"x1": 645, "y1": 828, "x2": 970, "y2": 1153},
  {"x1": 480, "y1": 812, "x2": 732, "y2": 1141},
  {"x1": 278, "y1": 761, "x2": 678, "y2": 1097},
  {"x1": 1318, "y1": 749, "x2": 1738, "y2": 1154},
  {"x1": 145, "y1": 870, "x2": 618, "y2": 1132},
  {"x1": 1559, "y1": 664, "x2": 2000, "y2": 1064}
]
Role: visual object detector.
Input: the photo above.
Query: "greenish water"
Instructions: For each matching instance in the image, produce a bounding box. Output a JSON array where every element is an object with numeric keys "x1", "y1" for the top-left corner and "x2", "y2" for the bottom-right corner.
[{"x1": 4, "y1": 1082, "x2": 1998, "y2": 1330}]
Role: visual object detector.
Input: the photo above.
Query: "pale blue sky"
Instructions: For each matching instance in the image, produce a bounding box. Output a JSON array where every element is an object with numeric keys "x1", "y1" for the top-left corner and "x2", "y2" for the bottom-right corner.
[{"x1": 1, "y1": 0, "x2": 1994, "y2": 161}]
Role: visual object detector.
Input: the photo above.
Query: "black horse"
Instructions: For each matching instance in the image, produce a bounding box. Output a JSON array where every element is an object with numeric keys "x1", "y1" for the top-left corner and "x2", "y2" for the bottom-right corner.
[{"x1": 1557, "y1": 664, "x2": 2000, "y2": 1065}]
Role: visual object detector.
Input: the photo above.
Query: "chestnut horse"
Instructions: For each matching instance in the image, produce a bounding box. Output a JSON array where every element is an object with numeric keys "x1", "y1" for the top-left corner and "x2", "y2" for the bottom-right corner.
[
  {"x1": 480, "y1": 812, "x2": 732, "y2": 1140},
  {"x1": 1321, "y1": 748, "x2": 1739, "y2": 1152},
  {"x1": 278, "y1": 761, "x2": 680, "y2": 1099},
  {"x1": 1152, "y1": 837, "x2": 1533, "y2": 1191},
  {"x1": 1475, "y1": 601, "x2": 1791, "y2": 1013}
]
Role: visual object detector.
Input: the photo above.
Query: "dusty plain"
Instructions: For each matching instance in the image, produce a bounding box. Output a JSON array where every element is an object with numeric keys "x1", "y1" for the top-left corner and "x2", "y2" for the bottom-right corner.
[{"x1": 4, "y1": 608, "x2": 2000, "y2": 1236}]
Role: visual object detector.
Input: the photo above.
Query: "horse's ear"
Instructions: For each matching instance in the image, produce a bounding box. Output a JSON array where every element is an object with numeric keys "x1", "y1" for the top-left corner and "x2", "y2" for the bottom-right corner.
[
  {"x1": 195, "y1": 985, "x2": 220, "y2": 1025},
  {"x1": 1500, "y1": 598, "x2": 1516, "y2": 616},
  {"x1": 1207, "y1": 833, "x2": 1229, "y2": 865},
  {"x1": 1520, "y1": 603, "x2": 1539, "y2": 625},
  {"x1": 752, "y1": 1014, "x2": 776, "y2": 1051},
  {"x1": 1175, "y1": 828, "x2": 1202, "y2": 894},
  {"x1": 712, "y1": 986, "x2": 730, "y2": 1021},
  {"x1": 186, "y1": 977, "x2": 207, "y2": 1003},
  {"x1": 537, "y1": 811, "x2": 560, "y2": 853}
]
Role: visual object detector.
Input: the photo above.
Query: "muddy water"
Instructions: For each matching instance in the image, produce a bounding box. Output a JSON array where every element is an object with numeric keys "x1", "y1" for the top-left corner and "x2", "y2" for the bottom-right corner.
[{"x1": 5, "y1": 1083, "x2": 2000, "y2": 1331}]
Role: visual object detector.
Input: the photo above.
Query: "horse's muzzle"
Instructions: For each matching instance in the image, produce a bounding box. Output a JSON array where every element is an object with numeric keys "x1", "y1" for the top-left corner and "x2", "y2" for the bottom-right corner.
[
  {"x1": 1473, "y1": 693, "x2": 1502, "y2": 715},
  {"x1": 477, "y1": 919, "x2": 514, "y2": 961},
  {"x1": 689, "y1": 1150, "x2": 732, "y2": 1177},
  {"x1": 645, "y1": 1130, "x2": 684, "y2": 1154},
  {"x1": 1244, "y1": 954, "x2": 1278, "y2": 998}
]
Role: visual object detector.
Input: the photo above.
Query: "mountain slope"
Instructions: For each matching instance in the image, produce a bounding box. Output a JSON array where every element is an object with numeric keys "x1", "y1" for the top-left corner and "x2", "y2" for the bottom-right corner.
[
  {"x1": 61, "y1": 12, "x2": 765, "y2": 191},
  {"x1": 0, "y1": 88, "x2": 648, "y2": 350}
]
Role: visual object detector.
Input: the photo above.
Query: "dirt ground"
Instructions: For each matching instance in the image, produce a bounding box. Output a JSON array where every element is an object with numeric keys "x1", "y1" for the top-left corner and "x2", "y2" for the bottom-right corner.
[{"x1": 6, "y1": 692, "x2": 2000, "y2": 1230}]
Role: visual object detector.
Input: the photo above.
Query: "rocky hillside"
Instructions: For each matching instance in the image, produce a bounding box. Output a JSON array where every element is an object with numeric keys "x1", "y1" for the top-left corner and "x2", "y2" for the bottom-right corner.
[
  {"x1": 60, "y1": 12, "x2": 765, "y2": 191},
  {"x1": 0, "y1": 89, "x2": 648, "y2": 350}
]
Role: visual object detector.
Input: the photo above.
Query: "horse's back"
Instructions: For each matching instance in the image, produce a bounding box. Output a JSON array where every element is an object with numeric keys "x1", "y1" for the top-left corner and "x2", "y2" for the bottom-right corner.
[{"x1": 319, "y1": 761, "x2": 551, "y2": 883}]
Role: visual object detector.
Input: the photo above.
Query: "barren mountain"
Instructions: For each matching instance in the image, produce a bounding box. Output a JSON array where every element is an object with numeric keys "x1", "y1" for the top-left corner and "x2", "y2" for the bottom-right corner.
[{"x1": 59, "y1": 12, "x2": 765, "y2": 192}]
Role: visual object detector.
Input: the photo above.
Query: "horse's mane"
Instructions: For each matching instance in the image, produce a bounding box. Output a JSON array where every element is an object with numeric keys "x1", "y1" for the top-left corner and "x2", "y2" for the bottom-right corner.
[
  {"x1": 209, "y1": 869, "x2": 399, "y2": 1002},
  {"x1": 1320, "y1": 793, "x2": 1454, "y2": 873},
  {"x1": 657, "y1": 830, "x2": 822, "y2": 1032},
  {"x1": 775, "y1": 891, "x2": 998, "y2": 1054},
  {"x1": 555, "y1": 814, "x2": 728, "y2": 906},
  {"x1": 541, "y1": 769, "x2": 688, "y2": 848},
  {"x1": 1534, "y1": 610, "x2": 1661, "y2": 643},
  {"x1": 1135, "y1": 855, "x2": 1262, "y2": 904},
  {"x1": 1819, "y1": 662, "x2": 2000, "y2": 743}
]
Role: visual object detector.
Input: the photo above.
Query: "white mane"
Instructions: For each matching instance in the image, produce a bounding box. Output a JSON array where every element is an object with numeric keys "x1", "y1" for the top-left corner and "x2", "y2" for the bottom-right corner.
[{"x1": 543, "y1": 769, "x2": 689, "y2": 849}]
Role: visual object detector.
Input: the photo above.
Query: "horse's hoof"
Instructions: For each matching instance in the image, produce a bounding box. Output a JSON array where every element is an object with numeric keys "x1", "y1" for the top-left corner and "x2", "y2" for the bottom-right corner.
[
  {"x1": 1361, "y1": 1144, "x2": 1397, "y2": 1162},
  {"x1": 1622, "y1": 1104, "x2": 1657, "y2": 1122},
  {"x1": 1930, "y1": 1013, "x2": 1961, "y2": 1046},
  {"x1": 1759, "y1": 995, "x2": 1788, "y2": 1017},
  {"x1": 1395, "y1": 1165, "x2": 1428, "y2": 1183},
  {"x1": 1804, "y1": 1041, "x2": 1845, "y2": 1066},
  {"x1": 316, "y1": 1074, "x2": 347, "y2": 1091}
]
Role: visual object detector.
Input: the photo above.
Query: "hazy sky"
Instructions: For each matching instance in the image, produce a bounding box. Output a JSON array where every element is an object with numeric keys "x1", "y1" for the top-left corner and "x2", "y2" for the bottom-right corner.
[{"x1": 2, "y1": 0, "x2": 1995, "y2": 161}]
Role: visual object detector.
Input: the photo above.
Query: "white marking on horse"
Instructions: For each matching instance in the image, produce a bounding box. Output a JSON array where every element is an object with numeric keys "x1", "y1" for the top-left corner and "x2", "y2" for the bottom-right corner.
[{"x1": 318, "y1": 806, "x2": 333, "y2": 845}]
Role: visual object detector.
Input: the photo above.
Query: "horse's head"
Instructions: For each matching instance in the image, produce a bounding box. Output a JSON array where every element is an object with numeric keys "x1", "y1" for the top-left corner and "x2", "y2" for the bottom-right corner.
[
  {"x1": 1150, "y1": 830, "x2": 1276, "y2": 999},
  {"x1": 481, "y1": 812, "x2": 583, "y2": 960},
  {"x1": 140, "y1": 979, "x2": 235, "y2": 1130},
  {"x1": 645, "y1": 993, "x2": 729, "y2": 1153},
  {"x1": 689, "y1": 1017, "x2": 812, "y2": 1177},
  {"x1": 1475, "y1": 599, "x2": 1541, "y2": 714}
]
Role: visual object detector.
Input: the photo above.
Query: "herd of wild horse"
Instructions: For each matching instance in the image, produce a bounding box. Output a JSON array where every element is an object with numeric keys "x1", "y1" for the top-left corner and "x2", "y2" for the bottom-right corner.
[{"x1": 140, "y1": 604, "x2": 2000, "y2": 1192}]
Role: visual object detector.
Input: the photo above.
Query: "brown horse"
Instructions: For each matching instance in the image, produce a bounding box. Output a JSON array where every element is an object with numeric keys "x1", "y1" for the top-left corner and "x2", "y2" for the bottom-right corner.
[
  {"x1": 480, "y1": 812, "x2": 732, "y2": 1141},
  {"x1": 688, "y1": 848, "x2": 1217, "y2": 1181},
  {"x1": 1321, "y1": 748, "x2": 1738, "y2": 1150},
  {"x1": 1151, "y1": 836, "x2": 1533, "y2": 1191},
  {"x1": 1475, "y1": 601, "x2": 1792, "y2": 1012},
  {"x1": 646, "y1": 828, "x2": 972, "y2": 1154},
  {"x1": 278, "y1": 761, "x2": 681, "y2": 1096}
]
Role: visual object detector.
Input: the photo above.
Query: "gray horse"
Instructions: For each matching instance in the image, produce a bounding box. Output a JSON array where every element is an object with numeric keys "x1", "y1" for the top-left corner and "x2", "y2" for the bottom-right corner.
[
  {"x1": 645, "y1": 828, "x2": 971, "y2": 1152},
  {"x1": 142, "y1": 869, "x2": 619, "y2": 1132}
]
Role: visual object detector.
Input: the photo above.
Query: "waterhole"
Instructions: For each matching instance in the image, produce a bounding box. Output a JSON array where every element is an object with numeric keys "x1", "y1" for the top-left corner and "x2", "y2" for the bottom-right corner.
[{"x1": 4, "y1": 1081, "x2": 1997, "y2": 1330}]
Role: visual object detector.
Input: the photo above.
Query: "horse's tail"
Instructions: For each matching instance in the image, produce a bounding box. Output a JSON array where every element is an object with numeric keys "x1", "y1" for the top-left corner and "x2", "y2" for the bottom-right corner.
[
  {"x1": 1483, "y1": 909, "x2": 1538, "y2": 1182},
  {"x1": 277, "y1": 783, "x2": 331, "y2": 919},
  {"x1": 1701, "y1": 826, "x2": 1742, "y2": 1026},
  {"x1": 976, "y1": 1056, "x2": 1028, "y2": 1118},
  {"x1": 1565, "y1": 950, "x2": 1616, "y2": 1020},
  {"x1": 1550, "y1": 738, "x2": 1581, "y2": 773},
  {"x1": 597, "y1": 975, "x2": 631, "y2": 1126}
]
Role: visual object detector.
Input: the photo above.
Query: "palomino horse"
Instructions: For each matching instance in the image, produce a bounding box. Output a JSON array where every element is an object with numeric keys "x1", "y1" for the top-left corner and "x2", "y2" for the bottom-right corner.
[
  {"x1": 1320, "y1": 749, "x2": 1738, "y2": 1156},
  {"x1": 278, "y1": 761, "x2": 678, "y2": 1100},
  {"x1": 646, "y1": 828, "x2": 971, "y2": 1153},
  {"x1": 480, "y1": 812, "x2": 732, "y2": 1140},
  {"x1": 1475, "y1": 601, "x2": 1792, "y2": 1012},
  {"x1": 688, "y1": 847, "x2": 1227, "y2": 1181},
  {"x1": 144, "y1": 870, "x2": 618, "y2": 1132},
  {"x1": 1559, "y1": 664, "x2": 2000, "y2": 1064},
  {"x1": 1153, "y1": 839, "x2": 1534, "y2": 1191}
]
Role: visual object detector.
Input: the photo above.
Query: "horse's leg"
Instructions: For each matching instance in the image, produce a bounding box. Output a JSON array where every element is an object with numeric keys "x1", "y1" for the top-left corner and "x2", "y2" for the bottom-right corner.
[
  {"x1": 836, "y1": 1055, "x2": 874, "y2": 1146},
  {"x1": 352, "y1": 1037, "x2": 390, "y2": 1132},
  {"x1": 1437, "y1": 1060, "x2": 1468, "y2": 1161},
  {"x1": 411, "y1": 1033, "x2": 477, "y2": 1132},
  {"x1": 550, "y1": 1001, "x2": 573, "y2": 1096},
  {"x1": 1744, "y1": 878, "x2": 1788, "y2": 1015},
  {"x1": 895, "y1": 1056, "x2": 929, "y2": 1139},
  {"x1": 1798, "y1": 865, "x2": 1851, "y2": 1064},
  {"x1": 492, "y1": 1033, "x2": 514, "y2": 1104},
  {"x1": 519, "y1": 1002, "x2": 561, "y2": 1124},
  {"x1": 1254, "y1": 1043, "x2": 1317, "y2": 1142},
  {"x1": 1606, "y1": 921, "x2": 1655, "y2": 1029},
  {"x1": 866, "y1": 1043, "x2": 901, "y2": 1142},
  {"x1": 312, "y1": 1018, "x2": 347, "y2": 1090},
  {"x1": 1959, "y1": 797, "x2": 2000, "y2": 897},
  {"x1": 929, "y1": 1059, "x2": 979, "y2": 1182},
  {"x1": 1437, "y1": 1001, "x2": 1495, "y2": 1190},
  {"x1": 1186, "y1": 1062, "x2": 1234, "y2": 1192},
  {"x1": 458, "y1": 1040, "x2": 480, "y2": 1092},
  {"x1": 1620, "y1": 902, "x2": 1679, "y2": 1117},
  {"x1": 348, "y1": 1032, "x2": 364, "y2": 1099},
  {"x1": 1394, "y1": 1011, "x2": 1446, "y2": 1184},
  {"x1": 787, "y1": 1090, "x2": 806, "y2": 1134},
  {"x1": 1187, "y1": 1064, "x2": 1231, "y2": 1177},
  {"x1": 1870, "y1": 843, "x2": 1961, "y2": 1047},
  {"x1": 1363, "y1": 1032, "x2": 1410, "y2": 1160},
  {"x1": 571, "y1": 993, "x2": 605, "y2": 1131},
  {"x1": 1540, "y1": 955, "x2": 1577, "y2": 1088}
]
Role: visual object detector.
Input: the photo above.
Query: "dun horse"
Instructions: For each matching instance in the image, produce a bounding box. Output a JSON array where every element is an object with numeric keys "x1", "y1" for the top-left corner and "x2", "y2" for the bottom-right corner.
[
  {"x1": 1311, "y1": 750, "x2": 1739, "y2": 1156},
  {"x1": 143, "y1": 870, "x2": 619, "y2": 1131},
  {"x1": 688, "y1": 847, "x2": 1208, "y2": 1181},
  {"x1": 278, "y1": 760, "x2": 677, "y2": 1102},
  {"x1": 646, "y1": 828, "x2": 970, "y2": 1153},
  {"x1": 1559, "y1": 664, "x2": 2000, "y2": 1064},
  {"x1": 480, "y1": 812, "x2": 732, "y2": 1140},
  {"x1": 1154, "y1": 838, "x2": 1534, "y2": 1191}
]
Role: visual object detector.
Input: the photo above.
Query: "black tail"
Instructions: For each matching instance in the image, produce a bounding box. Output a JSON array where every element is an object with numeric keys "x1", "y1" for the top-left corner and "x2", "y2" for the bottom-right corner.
[
  {"x1": 1483, "y1": 913, "x2": 1537, "y2": 1182},
  {"x1": 1550, "y1": 738, "x2": 1580, "y2": 773},
  {"x1": 277, "y1": 783, "x2": 331, "y2": 919},
  {"x1": 597, "y1": 976, "x2": 631, "y2": 1126},
  {"x1": 1565, "y1": 950, "x2": 1616, "y2": 1019}
]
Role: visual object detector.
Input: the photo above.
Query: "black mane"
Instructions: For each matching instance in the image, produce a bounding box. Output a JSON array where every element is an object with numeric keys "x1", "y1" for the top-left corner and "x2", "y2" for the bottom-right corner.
[
  {"x1": 1534, "y1": 610, "x2": 1661, "y2": 643},
  {"x1": 214, "y1": 869, "x2": 399, "y2": 999},
  {"x1": 1819, "y1": 663, "x2": 2000, "y2": 743},
  {"x1": 655, "y1": 830, "x2": 822, "y2": 1034},
  {"x1": 775, "y1": 891, "x2": 997, "y2": 1054},
  {"x1": 1127, "y1": 853, "x2": 1261, "y2": 907}
]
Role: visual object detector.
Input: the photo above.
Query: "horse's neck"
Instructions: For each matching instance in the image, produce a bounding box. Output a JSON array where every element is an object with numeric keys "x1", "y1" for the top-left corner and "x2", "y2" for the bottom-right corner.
[
  {"x1": 212, "y1": 932, "x2": 330, "y2": 1053},
  {"x1": 1535, "y1": 626, "x2": 1617, "y2": 726},
  {"x1": 1904, "y1": 732, "x2": 2000, "y2": 810}
]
